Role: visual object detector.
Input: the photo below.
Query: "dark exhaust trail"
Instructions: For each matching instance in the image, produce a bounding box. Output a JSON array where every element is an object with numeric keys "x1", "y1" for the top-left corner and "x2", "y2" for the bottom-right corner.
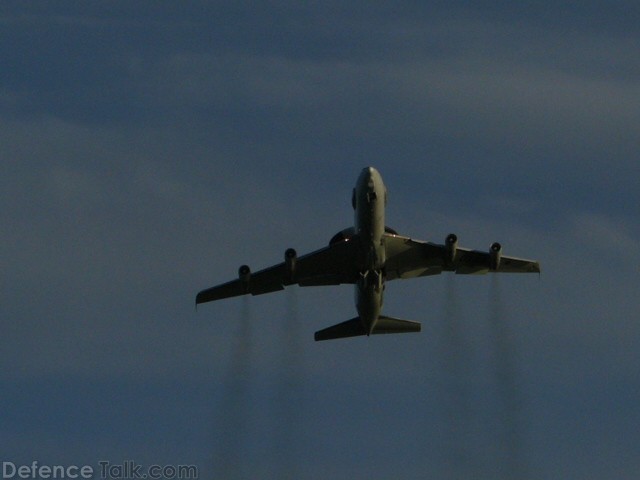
[
  {"x1": 488, "y1": 275, "x2": 528, "y2": 480},
  {"x1": 272, "y1": 288, "x2": 304, "y2": 479},
  {"x1": 213, "y1": 297, "x2": 254, "y2": 479},
  {"x1": 440, "y1": 275, "x2": 474, "y2": 479}
]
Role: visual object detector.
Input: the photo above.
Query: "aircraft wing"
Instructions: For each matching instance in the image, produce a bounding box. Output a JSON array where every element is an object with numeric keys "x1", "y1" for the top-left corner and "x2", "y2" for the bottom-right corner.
[
  {"x1": 384, "y1": 234, "x2": 540, "y2": 280},
  {"x1": 196, "y1": 238, "x2": 359, "y2": 305}
]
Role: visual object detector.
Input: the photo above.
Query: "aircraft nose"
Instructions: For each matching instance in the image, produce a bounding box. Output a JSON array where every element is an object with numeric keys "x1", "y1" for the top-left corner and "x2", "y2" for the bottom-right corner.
[{"x1": 360, "y1": 166, "x2": 379, "y2": 188}]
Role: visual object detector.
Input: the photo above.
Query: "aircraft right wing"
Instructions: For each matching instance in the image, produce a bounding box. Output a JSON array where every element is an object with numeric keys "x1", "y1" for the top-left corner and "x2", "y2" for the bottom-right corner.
[
  {"x1": 384, "y1": 233, "x2": 540, "y2": 280},
  {"x1": 196, "y1": 237, "x2": 360, "y2": 305}
]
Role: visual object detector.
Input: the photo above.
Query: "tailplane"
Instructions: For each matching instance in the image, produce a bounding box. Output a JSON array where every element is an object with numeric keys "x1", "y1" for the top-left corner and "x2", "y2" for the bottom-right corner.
[
  {"x1": 314, "y1": 315, "x2": 421, "y2": 341},
  {"x1": 314, "y1": 317, "x2": 365, "y2": 341},
  {"x1": 374, "y1": 315, "x2": 422, "y2": 335}
]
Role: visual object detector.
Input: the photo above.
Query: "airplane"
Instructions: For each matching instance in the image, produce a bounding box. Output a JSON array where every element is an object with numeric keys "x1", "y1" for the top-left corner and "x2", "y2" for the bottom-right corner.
[{"x1": 196, "y1": 167, "x2": 540, "y2": 341}]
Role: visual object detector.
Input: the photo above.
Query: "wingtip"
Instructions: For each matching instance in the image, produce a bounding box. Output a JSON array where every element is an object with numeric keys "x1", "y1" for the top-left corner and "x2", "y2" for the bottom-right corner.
[
  {"x1": 195, "y1": 290, "x2": 207, "y2": 306},
  {"x1": 195, "y1": 292, "x2": 206, "y2": 311}
]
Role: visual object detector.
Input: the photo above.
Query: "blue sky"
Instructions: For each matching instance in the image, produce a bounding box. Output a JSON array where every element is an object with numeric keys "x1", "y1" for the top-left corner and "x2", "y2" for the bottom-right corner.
[{"x1": 1, "y1": 2, "x2": 639, "y2": 479}]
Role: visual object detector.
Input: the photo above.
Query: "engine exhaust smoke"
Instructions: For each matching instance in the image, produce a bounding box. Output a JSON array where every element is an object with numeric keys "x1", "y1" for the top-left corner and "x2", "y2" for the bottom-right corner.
[
  {"x1": 441, "y1": 275, "x2": 475, "y2": 479},
  {"x1": 488, "y1": 275, "x2": 528, "y2": 480},
  {"x1": 271, "y1": 288, "x2": 304, "y2": 479},
  {"x1": 213, "y1": 297, "x2": 254, "y2": 479}
]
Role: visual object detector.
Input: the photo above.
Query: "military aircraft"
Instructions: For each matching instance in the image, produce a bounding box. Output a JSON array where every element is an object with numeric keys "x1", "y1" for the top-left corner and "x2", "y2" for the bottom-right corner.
[{"x1": 196, "y1": 167, "x2": 540, "y2": 341}]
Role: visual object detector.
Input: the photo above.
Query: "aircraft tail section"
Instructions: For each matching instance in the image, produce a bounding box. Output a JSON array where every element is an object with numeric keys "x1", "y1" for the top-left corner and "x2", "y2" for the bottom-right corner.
[
  {"x1": 314, "y1": 315, "x2": 421, "y2": 341},
  {"x1": 314, "y1": 317, "x2": 365, "y2": 341},
  {"x1": 374, "y1": 315, "x2": 422, "y2": 334}
]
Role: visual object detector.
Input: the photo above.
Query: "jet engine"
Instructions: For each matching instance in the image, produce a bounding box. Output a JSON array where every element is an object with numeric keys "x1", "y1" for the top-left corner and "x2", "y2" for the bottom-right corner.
[
  {"x1": 285, "y1": 248, "x2": 297, "y2": 280},
  {"x1": 238, "y1": 264, "x2": 251, "y2": 288},
  {"x1": 489, "y1": 242, "x2": 502, "y2": 271},
  {"x1": 445, "y1": 233, "x2": 458, "y2": 263}
]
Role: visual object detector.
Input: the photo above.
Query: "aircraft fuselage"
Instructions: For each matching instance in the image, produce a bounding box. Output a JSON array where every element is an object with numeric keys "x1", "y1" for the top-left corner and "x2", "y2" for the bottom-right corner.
[{"x1": 353, "y1": 166, "x2": 387, "y2": 335}]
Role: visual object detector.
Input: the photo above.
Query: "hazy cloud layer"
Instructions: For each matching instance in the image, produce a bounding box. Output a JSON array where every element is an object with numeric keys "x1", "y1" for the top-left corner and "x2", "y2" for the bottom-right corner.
[{"x1": 1, "y1": 3, "x2": 639, "y2": 479}]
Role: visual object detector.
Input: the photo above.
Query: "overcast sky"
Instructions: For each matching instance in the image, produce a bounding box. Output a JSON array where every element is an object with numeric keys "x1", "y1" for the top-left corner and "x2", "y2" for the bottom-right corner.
[{"x1": 1, "y1": 2, "x2": 639, "y2": 479}]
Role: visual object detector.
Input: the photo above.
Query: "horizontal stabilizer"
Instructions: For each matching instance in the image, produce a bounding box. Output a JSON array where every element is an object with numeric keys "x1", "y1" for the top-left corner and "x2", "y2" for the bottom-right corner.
[
  {"x1": 314, "y1": 317, "x2": 365, "y2": 341},
  {"x1": 374, "y1": 315, "x2": 421, "y2": 334},
  {"x1": 314, "y1": 315, "x2": 421, "y2": 341}
]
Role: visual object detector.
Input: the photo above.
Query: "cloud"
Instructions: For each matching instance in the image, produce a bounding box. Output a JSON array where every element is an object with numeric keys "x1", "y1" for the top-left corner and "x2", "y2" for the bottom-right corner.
[
  {"x1": 571, "y1": 212, "x2": 640, "y2": 263},
  {"x1": 108, "y1": 17, "x2": 639, "y2": 209},
  {"x1": 0, "y1": 114, "x2": 330, "y2": 381}
]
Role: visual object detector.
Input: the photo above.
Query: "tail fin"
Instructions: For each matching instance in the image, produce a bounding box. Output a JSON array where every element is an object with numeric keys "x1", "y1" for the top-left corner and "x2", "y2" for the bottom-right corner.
[{"x1": 314, "y1": 315, "x2": 421, "y2": 341}]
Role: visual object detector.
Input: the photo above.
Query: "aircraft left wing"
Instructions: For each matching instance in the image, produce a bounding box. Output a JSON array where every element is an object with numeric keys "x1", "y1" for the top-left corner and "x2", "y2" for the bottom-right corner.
[
  {"x1": 196, "y1": 238, "x2": 359, "y2": 305},
  {"x1": 384, "y1": 233, "x2": 540, "y2": 280}
]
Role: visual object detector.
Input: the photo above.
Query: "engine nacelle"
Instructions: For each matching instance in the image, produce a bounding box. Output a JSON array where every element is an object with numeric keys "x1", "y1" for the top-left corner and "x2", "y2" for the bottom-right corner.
[
  {"x1": 329, "y1": 227, "x2": 356, "y2": 245},
  {"x1": 285, "y1": 248, "x2": 297, "y2": 280},
  {"x1": 445, "y1": 233, "x2": 458, "y2": 263},
  {"x1": 238, "y1": 264, "x2": 251, "y2": 287},
  {"x1": 489, "y1": 242, "x2": 502, "y2": 271}
]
